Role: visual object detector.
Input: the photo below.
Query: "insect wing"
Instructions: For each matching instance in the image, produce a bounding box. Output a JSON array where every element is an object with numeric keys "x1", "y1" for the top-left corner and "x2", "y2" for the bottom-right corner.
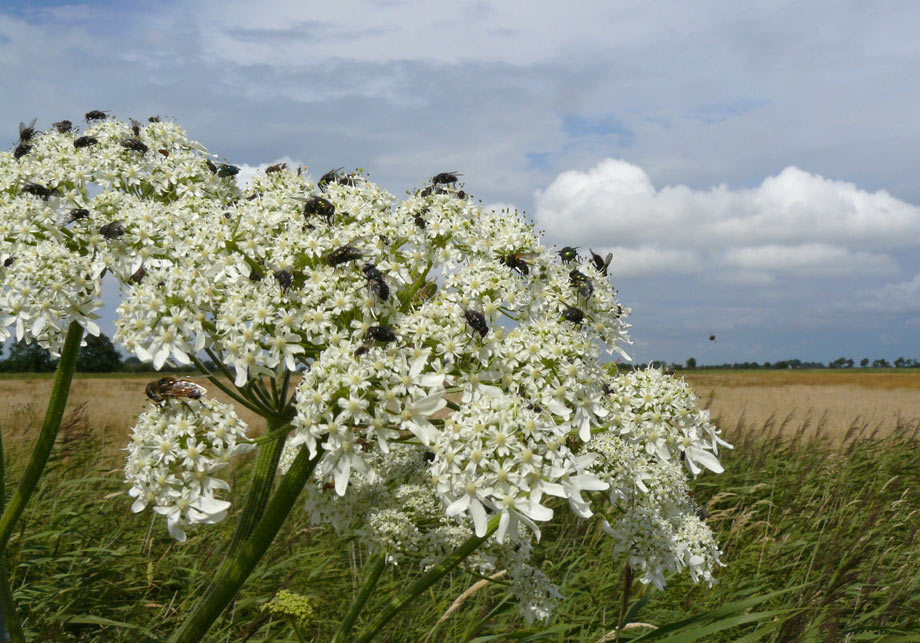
[{"x1": 161, "y1": 379, "x2": 207, "y2": 400}]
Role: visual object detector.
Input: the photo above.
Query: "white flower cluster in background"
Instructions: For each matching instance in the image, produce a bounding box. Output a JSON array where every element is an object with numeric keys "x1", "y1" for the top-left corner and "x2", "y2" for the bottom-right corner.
[
  {"x1": 588, "y1": 368, "x2": 729, "y2": 589},
  {"x1": 125, "y1": 397, "x2": 253, "y2": 541},
  {"x1": 298, "y1": 442, "x2": 564, "y2": 624}
]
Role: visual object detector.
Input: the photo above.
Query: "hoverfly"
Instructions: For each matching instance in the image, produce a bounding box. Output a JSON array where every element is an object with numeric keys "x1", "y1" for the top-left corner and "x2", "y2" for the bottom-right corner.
[
  {"x1": 326, "y1": 243, "x2": 363, "y2": 267},
  {"x1": 558, "y1": 246, "x2": 579, "y2": 263},
  {"x1": 463, "y1": 308, "x2": 489, "y2": 338},
  {"x1": 52, "y1": 120, "x2": 73, "y2": 133},
  {"x1": 293, "y1": 195, "x2": 335, "y2": 225},
  {"x1": 569, "y1": 269, "x2": 594, "y2": 299},
  {"x1": 431, "y1": 171, "x2": 462, "y2": 185},
  {"x1": 18, "y1": 118, "x2": 37, "y2": 142},
  {"x1": 361, "y1": 263, "x2": 389, "y2": 301},
  {"x1": 13, "y1": 142, "x2": 31, "y2": 160},
  {"x1": 85, "y1": 110, "x2": 109, "y2": 122},
  {"x1": 145, "y1": 376, "x2": 207, "y2": 404},
  {"x1": 589, "y1": 249, "x2": 612, "y2": 276},
  {"x1": 500, "y1": 251, "x2": 537, "y2": 276},
  {"x1": 265, "y1": 162, "x2": 287, "y2": 174},
  {"x1": 21, "y1": 181, "x2": 58, "y2": 200},
  {"x1": 354, "y1": 325, "x2": 398, "y2": 356},
  {"x1": 120, "y1": 137, "x2": 148, "y2": 154},
  {"x1": 73, "y1": 136, "x2": 99, "y2": 149},
  {"x1": 99, "y1": 220, "x2": 125, "y2": 239}
]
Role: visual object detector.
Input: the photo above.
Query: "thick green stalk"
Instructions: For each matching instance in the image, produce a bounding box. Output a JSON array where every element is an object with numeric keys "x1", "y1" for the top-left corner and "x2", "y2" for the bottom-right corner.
[
  {"x1": 354, "y1": 515, "x2": 501, "y2": 643},
  {"x1": 170, "y1": 446, "x2": 321, "y2": 643},
  {"x1": 225, "y1": 416, "x2": 289, "y2": 554},
  {"x1": 0, "y1": 321, "x2": 83, "y2": 550},
  {"x1": 0, "y1": 426, "x2": 24, "y2": 643},
  {"x1": 0, "y1": 323, "x2": 82, "y2": 642},
  {"x1": 332, "y1": 553, "x2": 387, "y2": 643}
]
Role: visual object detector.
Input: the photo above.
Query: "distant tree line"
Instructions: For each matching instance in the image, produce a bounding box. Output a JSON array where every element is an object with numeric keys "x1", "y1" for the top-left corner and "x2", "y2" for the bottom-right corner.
[
  {"x1": 0, "y1": 333, "x2": 204, "y2": 373},
  {"x1": 2, "y1": 334, "x2": 918, "y2": 373},
  {"x1": 672, "y1": 356, "x2": 920, "y2": 371}
]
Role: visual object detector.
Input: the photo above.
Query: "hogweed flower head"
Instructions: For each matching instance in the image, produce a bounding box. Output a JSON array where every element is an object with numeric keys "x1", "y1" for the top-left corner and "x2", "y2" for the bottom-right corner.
[{"x1": 125, "y1": 396, "x2": 252, "y2": 541}]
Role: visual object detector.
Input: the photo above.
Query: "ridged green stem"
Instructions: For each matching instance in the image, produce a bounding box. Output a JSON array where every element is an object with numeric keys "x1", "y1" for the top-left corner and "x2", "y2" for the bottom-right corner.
[
  {"x1": 353, "y1": 515, "x2": 501, "y2": 643},
  {"x1": 0, "y1": 322, "x2": 83, "y2": 642},
  {"x1": 0, "y1": 426, "x2": 24, "y2": 643},
  {"x1": 0, "y1": 321, "x2": 83, "y2": 549},
  {"x1": 224, "y1": 416, "x2": 289, "y2": 550},
  {"x1": 170, "y1": 446, "x2": 321, "y2": 643},
  {"x1": 332, "y1": 552, "x2": 387, "y2": 643}
]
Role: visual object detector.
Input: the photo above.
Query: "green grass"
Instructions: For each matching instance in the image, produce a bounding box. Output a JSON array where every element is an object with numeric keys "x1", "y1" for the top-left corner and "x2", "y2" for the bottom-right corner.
[{"x1": 2, "y1": 407, "x2": 920, "y2": 641}]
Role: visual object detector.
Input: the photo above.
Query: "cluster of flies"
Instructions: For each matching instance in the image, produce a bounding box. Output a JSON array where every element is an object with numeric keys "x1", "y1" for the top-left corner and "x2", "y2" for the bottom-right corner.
[
  {"x1": 9, "y1": 121, "x2": 625, "y2": 383},
  {"x1": 6, "y1": 113, "x2": 247, "y2": 273}
]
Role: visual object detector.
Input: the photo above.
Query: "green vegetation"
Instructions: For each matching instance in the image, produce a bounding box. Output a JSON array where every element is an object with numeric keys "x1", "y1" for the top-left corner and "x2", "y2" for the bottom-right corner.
[{"x1": 2, "y1": 407, "x2": 919, "y2": 641}]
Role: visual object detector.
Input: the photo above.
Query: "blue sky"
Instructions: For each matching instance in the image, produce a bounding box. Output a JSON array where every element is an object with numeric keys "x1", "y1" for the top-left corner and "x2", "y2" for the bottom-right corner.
[{"x1": 2, "y1": 1, "x2": 920, "y2": 364}]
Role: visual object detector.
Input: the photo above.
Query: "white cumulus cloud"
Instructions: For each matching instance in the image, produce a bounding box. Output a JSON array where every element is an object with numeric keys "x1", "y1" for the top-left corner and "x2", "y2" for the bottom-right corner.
[{"x1": 534, "y1": 159, "x2": 920, "y2": 279}]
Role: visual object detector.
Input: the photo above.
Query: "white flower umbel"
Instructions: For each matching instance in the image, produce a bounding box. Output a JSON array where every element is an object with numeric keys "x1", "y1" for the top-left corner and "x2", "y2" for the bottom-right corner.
[{"x1": 125, "y1": 397, "x2": 253, "y2": 541}]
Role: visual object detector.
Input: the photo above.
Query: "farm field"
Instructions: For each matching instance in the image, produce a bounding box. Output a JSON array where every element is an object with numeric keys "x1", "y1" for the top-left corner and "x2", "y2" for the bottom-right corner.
[
  {"x1": 5, "y1": 369, "x2": 918, "y2": 449},
  {"x1": 682, "y1": 369, "x2": 920, "y2": 441}
]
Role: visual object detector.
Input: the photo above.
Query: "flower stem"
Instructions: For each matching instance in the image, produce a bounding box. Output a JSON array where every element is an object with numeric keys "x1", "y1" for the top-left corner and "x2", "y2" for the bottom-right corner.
[
  {"x1": 353, "y1": 515, "x2": 500, "y2": 643},
  {"x1": 0, "y1": 426, "x2": 24, "y2": 643},
  {"x1": 225, "y1": 415, "x2": 289, "y2": 555},
  {"x1": 170, "y1": 445, "x2": 322, "y2": 643},
  {"x1": 615, "y1": 561, "x2": 633, "y2": 643},
  {"x1": 0, "y1": 321, "x2": 83, "y2": 550},
  {"x1": 332, "y1": 552, "x2": 387, "y2": 643},
  {"x1": 0, "y1": 322, "x2": 82, "y2": 642}
]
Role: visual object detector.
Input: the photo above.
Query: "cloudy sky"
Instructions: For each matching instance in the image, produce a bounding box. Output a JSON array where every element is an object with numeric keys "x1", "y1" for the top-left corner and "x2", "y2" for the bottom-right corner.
[{"x1": 3, "y1": 1, "x2": 919, "y2": 364}]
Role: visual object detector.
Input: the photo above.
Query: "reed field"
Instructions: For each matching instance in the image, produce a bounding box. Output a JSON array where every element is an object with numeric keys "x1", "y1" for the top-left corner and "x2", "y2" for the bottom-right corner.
[{"x1": 1, "y1": 370, "x2": 919, "y2": 641}]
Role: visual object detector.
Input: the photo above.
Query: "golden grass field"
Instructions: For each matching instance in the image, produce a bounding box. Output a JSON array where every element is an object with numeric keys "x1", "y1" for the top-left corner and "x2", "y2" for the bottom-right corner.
[
  {"x1": 683, "y1": 370, "x2": 920, "y2": 442},
  {"x1": 1, "y1": 370, "x2": 918, "y2": 455}
]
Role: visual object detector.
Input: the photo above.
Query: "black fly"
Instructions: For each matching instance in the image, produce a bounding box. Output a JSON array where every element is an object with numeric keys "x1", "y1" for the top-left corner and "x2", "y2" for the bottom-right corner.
[
  {"x1": 463, "y1": 309, "x2": 489, "y2": 338},
  {"x1": 558, "y1": 246, "x2": 579, "y2": 263},
  {"x1": 21, "y1": 181, "x2": 58, "y2": 200},
  {"x1": 120, "y1": 137, "x2": 148, "y2": 154},
  {"x1": 294, "y1": 196, "x2": 335, "y2": 225},
  {"x1": 569, "y1": 269, "x2": 594, "y2": 299},
  {"x1": 73, "y1": 136, "x2": 99, "y2": 149},
  {"x1": 355, "y1": 325, "x2": 398, "y2": 356},
  {"x1": 361, "y1": 263, "x2": 389, "y2": 301},
  {"x1": 274, "y1": 269, "x2": 293, "y2": 293},
  {"x1": 18, "y1": 118, "x2": 37, "y2": 142},
  {"x1": 85, "y1": 110, "x2": 109, "y2": 122},
  {"x1": 13, "y1": 142, "x2": 30, "y2": 160},
  {"x1": 52, "y1": 120, "x2": 73, "y2": 133},
  {"x1": 99, "y1": 221, "x2": 125, "y2": 239},
  {"x1": 562, "y1": 304, "x2": 585, "y2": 325},
  {"x1": 326, "y1": 243, "x2": 363, "y2": 267},
  {"x1": 65, "y1": 208, "x2": 90, "y2": 224},
  {"x1": 431, "y1": 171, "x2": 462, "y2": 185},
  {"x1": 589, "y1": 249, "x2": 613, "y2": 276}
]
